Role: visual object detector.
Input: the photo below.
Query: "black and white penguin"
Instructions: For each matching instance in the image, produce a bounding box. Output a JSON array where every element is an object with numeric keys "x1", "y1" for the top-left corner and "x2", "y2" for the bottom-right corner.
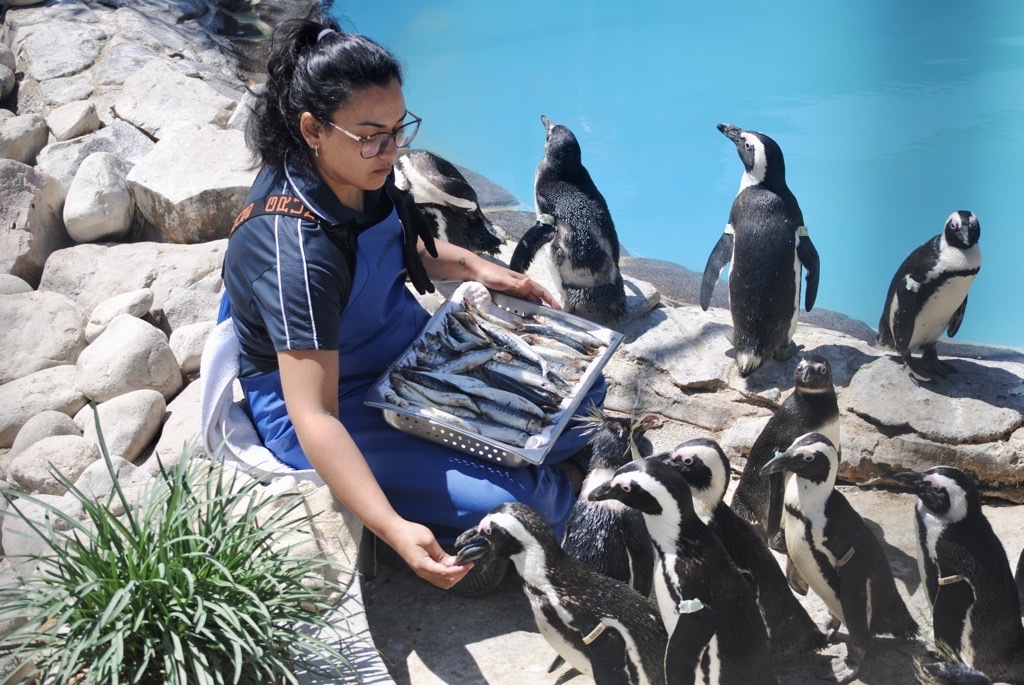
[
  {"x1": 876, "y1": 210, "x2": 981, "y2": 383},
  {"x1": 893, "y1": 466, "x2": 1024, "y2": 683},
  {"x1": 700, "y1": 123, "x2": 820, "y2": 377},
  {"x1": 509, "y1": 115, "x2": 626, "y2": 326},
  {"x1": 1017, "y1": 548, "x2": 1024, "y2": 618},
  {"x1": 562, "y1": 411, "x2": 660, "y2": 597},
  {"x1": 761, "y1": 433, "x2": 918, "y2": 683},
  {"x1": 455, "y1": 502, "x2": 666, "y2": 685},
  {"x1": 730, "y1": 354, "x2": 840, "y2": 550},
  {"x1": 665, "y1": 438, "x2": 825, "y2": 656},
  {"x1": 392, "y1": 149, "x2": 503, "y2": 255},
  {"x1": 589, "y1": 457, "x2": 778, "y2": 685}
]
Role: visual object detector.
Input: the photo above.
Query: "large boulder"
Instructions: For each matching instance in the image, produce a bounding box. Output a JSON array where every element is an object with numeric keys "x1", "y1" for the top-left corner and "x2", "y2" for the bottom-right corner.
[
  {"x1": 35, "y1": 120, "x2": 154, "y2": 191},
  {"x1": 75, "y1": 314, "x2": 183, "y2": 403},
  {"x1": 0, "y1": 274, "x2": 32, "y2": 295},
  {"x1": 169, "y1": 321, "x2": 214, "y2": 375},
  {"x1": 10, "y1": 20, "x2": 108, "y2": 82},
  {"x1": 127, "y1": 125, "x2": 256, "y2": 243},
  {"x1": 38, "y1": 240, "x2": 225, "y2": 322},
  {"x1": 0, "y1": 64, "x2": 14, "y2": 101},
  {"x1": 36, "y1": 75, "x2": 95, "y2": 108},
  {"x1": 0, "y1": 365, "x2": 88, "y2": 448},
  {"x1": 0, "y1": 114, "x2": 48, "y2": 164},
  {"x1": 74, "y1": 389, "x2": 166, "y2": 463},
  {"x1": 63, "y1": 152, "x2": 134, "y2": 243},
  {"x1": 113, "y1": 60, "x2": 237, "y2": 140},
  {"x1": 150, "y1": 378, "x2": 205, "y2": 472},
  {"x1": 9, "y1": 410, "x2": 82, "y2": 458},
  {"x1": 85, "y1": 288, "x2": 154, "y2": 343},
  {"x1": 0, "y1": 160, "x2": 68, "y2": 287},
  {"x1": 45, "y1": 100, "x2": 100, "y2": 142},
  {"x1": 0, "y1": 290, "x2": 86, "y2": 384},
  {"x1": 7, "y1": 434, "x2": 101, "y2": 496}
]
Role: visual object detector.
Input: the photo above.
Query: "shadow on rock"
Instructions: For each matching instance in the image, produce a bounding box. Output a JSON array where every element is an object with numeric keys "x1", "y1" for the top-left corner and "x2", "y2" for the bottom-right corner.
[
  {"x1": 804, "y1": 343, "x2": 878, "y2": 389},
  {"x1": 863, "y1": 516, "x2": 921, "y2": 596}
]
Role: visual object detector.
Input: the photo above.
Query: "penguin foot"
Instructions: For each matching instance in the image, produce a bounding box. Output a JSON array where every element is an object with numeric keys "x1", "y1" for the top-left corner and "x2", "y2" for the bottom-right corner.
[
  {"x1": 768, "y1": 529, "x2": 788, "y2": 554},
  {"x1": 902, "y1": 356, "x2": 936, "y2": 384},
  {"x1": 772, "y1": 341, "x2": 801, "y2": 361},
  {"x1": 831, "y1": 645, "x2": 866, "y2": 685},
  {"x1": 921, "y1": 348, "x2": 957, "y2": 377},
  {"x1": 823, "y1": 616, "x2": 843, "y2": 643}
]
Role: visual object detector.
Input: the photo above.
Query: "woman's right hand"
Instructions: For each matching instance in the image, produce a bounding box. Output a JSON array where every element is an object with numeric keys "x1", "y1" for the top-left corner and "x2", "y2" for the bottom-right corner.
[{"x1": 383, "y1": 519, "x2": 472, "y2": 590}]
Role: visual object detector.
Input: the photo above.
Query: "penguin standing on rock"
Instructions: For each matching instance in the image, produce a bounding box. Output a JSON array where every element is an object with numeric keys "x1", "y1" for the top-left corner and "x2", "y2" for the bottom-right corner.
[
  {"x1": 893, "y1": 466, "x2": 1024, "y2": 683},
  {"x1": 590, "y1": 457, "x2": 777, "y2": 685},
  {"x1": 393, "y1": 149, "x2": 503, "y2": 254},
  {"x1": 731, "y1": 354, "x2": 840, "y2": 551},
  {"x1": 877, "y1": 210, "x2": 982, "y2": 383},
  {"x1": 700, "y1": 123, "x2": 819, "y2": 377},
  {"x1": 665, "y1": 438, "x2": 825, "y2": 656},
  {"x1": 761, "y1": 433, "x2": 918, "y2": 683},
  {"x1": 455, "y1": 502, "x2": 666, "y2": 685},
  {"x1": 562, "y1": 411, "x2": 661, "y2": 596},
  {"x1": 510, "y1": 115, "x2": 627, "y2": 326}
]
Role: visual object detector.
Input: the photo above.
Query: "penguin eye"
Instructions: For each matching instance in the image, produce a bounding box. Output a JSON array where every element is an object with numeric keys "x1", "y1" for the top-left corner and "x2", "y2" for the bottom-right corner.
[
  {"x1": 683, "y1": 457, "x2": 694, "y2": 465},
  {"x1": 816, "y1": 364, "x2": 825, "y2": 373},
  {"x1": 620, "y1": 482, "x2": 632, "y2": 492},
  {"x1": 802, "y1": 454, "x2": 815, "y2": 463},
  {"x1": 744, "y1": 142, "x2": 754, "y2": 151}
]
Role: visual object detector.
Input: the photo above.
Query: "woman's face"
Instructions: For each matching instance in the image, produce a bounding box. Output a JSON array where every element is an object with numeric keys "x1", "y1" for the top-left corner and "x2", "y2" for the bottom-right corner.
[{"x1": 306, "y1": 79, "x2": 407, "y2": 207}]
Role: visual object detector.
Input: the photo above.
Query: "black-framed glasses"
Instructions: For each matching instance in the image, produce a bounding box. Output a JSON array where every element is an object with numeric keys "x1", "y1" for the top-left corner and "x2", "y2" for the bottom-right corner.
[{"x1": 326, "y1": 112, "x2": 422, "y2": 158}]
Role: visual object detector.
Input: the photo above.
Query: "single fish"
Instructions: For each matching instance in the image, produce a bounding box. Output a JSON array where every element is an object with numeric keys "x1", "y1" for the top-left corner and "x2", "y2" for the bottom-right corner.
[
  {"x1": 433, "y1": 348, "x2": 499, "y2": 375},
  {"x1": 412, "y1": 370, "x2": 548, "y2": 419}
]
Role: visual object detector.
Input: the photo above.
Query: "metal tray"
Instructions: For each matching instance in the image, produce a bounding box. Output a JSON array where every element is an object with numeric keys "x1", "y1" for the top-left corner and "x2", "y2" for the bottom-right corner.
[{"x1": 364, "y1": 284, "x2": 623, "y2": 467}]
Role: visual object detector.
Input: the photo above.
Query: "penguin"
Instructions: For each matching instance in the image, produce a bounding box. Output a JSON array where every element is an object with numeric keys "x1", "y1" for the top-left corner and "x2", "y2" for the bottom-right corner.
[
  {"x1": 1017, "y1": 548, "x2": 1024, "y2": 618},
  {"x1": 589, "y1": 457, "x2": 778, "y2": 685},
  {"x1": 760, "y1": 433, "x2": 918, "y2": 683},
  {"x1": 893, "y1": 466, "x2": 1024, "y2": 683},
  {"x1": 664, "y1": 438, "x2": 826, "y2": 656},
  {"x1": 700, "y1": 123, "x2": 820, "y2": 377},
  {"x1": 455, "y1": 502, "x2": 667, "y2": 685},
  {"x1": 509, "y1": 115, "x2": 626, "y2": 326},
  {"x1": 730, "y1": 353, "x2": 840, "y2": 551},
  {"x1": 876, "y1": 210, "x2": 981, "y2": 383},
  {"x1": 392, "y1": 149, "x2": 503, "y2": 255},
  {"x1": 562, "y1": 411, "x2": 661, "y2": 597}
]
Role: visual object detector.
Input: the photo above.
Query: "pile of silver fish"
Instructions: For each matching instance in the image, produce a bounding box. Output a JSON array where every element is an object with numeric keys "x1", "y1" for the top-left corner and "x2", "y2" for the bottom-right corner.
[{"x1": 381, "y1": 298, "x2": 609, "y2": 447}]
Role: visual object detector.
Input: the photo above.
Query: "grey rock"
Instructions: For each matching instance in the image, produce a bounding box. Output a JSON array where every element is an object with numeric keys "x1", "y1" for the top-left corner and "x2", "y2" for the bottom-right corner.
[
  {"x1": 169, "y1": 321, "x2": 213, "y2": 375},
  {"x1": 0, "y1": 43, "x2": 14, "y2": 72},
  {"x1": 70, "y1": 454, "x2": 153, "y2": 503},
  {"x1": 1, "y1": 492, "x2": 84, "y2": 576},
  {"x1": 0, "y1": 275, "x2": 32, "y2": 295},
  {"x1": 75, "y1": 389, "x2": 166, "y2": 462},
  {"x1": 150, "y1": 378, "x2": 205, "y2": 473},
  {"x1": 0, "y1": 365, "x2": 87, "y2": 448},
  {"x1": 0, "y1": 114, "x2": 48, "y2": 164},
  {"x1": 36, "y1": 120, "x2": 154, "y2": 191},
  {"x1": 36, "y1": 75, "x2": 95, "y2": 107},
  {"x1": 0, "y1": 160, "x2": 68, "y2": 288},
  {"x1": 162, "y1": 270, "x2": 223, "y2": 331},
  {"x1": 226, "y1": 87, "x2": 257, "y2": 131},
  {"x1": 113, "y1": 61, "x2": 236, "y2": 139},
  {"x1": 0, "y1": 109, "x2": 14, "y2": 121},
  {"x1": 75, "y1": 314, "x2": 183, "y2": 403},
  {"x1": 63, "y1": 151, "x2": 134, "y2": 243},
  {"x1": 486, "y1": 209, "x2": 536, "y2": 242},
  {"x1": 45, "y1": 100, "x2": 100, "y2": 142},
  {"x1": 0, "y1": 65, "x2": 13, "y2": 101},
  {"x1": 87, "y1": 38, "x2": 163, "y2": 87},
  {"x1": 845, "y1": 355, "x2": 1024, "y2": 444},
  {"x1": 38, "y1": 240, "x2": 225, "y2": 317},
  {"x1": 10, "y1": 410, "x2": 82, "y2": 458},
  {"x1": 455, "y1": 162, "x2": 520, "y2": 210},
  {"x1": 85, "y1": 288, "x2": 154, "y2": 343},
  {"x1": 127, "y1": 125, "x2": 256, "y2": 243},
  {"x1": 15, "y1": 21, "x2": 108, "y2": 82},
  {"x1": 8, "y1": 435, "x2": 100, "y2": 496},
  {"x1": 621, "y1": 256, "x2": 729, "y2": 310},
  {"x1": 0, "y1": 290, "x2": 86, "y2": 384}
]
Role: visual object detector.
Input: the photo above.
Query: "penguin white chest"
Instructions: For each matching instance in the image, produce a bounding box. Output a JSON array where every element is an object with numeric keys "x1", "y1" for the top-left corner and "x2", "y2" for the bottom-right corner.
[
  {"x1": 908, "y1": 273, "x2": 977, "y2": 348},
  {"x1": 525, "y1": 589, "x2": 592, "y2": 677},
  {"x1": 653, "y1": 553, "x2": 680, "y2": 635},
  {"x1": 784, "y1": 482, "x2": 844, "y2": 622}
]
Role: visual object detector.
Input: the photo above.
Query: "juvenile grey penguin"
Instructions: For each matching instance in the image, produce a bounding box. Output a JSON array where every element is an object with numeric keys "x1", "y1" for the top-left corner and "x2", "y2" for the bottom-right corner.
[
  {"x1": 700, "y1": 123, "x2": 820, "y2": 377},
  {"x1": 455, "y1": 502, "x2": 666, "y2": 685},
  {"x1": 893, "y1": 466, "x2": 1024, "y2": 683},
  {"x1": 761, "y1": 433, "x2": 918, "y2": 683},
  {"x1": 665, "y1": 438, "x2": 825, "y2": 656},
  {"x1": 509, "y1": 115, "x2": 626, "y2": 326},
  {"x1": 590, "y1": 457, "x2": 778, "y2": 685},
  {"x1": 731, "y1": 354, "x2": 840, "y2": 551},
  {"x1": 393, "y1": 149, "x2": 503, "y2": 255},
  {"x1": 562, "y1": 411, "x2": 660, "y2": 597},
  {"x1": 877, "y1": 210, "x2": 981, "y2": 383}
]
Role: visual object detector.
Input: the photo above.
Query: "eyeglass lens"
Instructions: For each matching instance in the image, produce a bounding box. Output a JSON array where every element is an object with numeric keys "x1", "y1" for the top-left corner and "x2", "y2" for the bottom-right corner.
[{"x1": 361, "y1": 118, "x2": 420, "y2": 158}]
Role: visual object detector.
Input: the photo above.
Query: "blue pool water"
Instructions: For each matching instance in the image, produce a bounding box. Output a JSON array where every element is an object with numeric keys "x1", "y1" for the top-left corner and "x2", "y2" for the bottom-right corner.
[{"x1": 335, "y1": 2, "x2": 1024, "y2": 348}]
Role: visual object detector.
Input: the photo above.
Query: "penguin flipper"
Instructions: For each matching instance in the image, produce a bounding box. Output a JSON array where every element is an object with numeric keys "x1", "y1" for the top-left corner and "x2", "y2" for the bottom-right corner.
[
  {"x1": 765, "y1": 471, "x2": 785, "y2": 542},
  {"x1": 945, "y1": 295, "x2": 968, "y2": 338},
  {"x1": 893, "y1": 277, "x2": 920, "y2": 352},
  {"x1": 797, "y1": 236, "x2": 820, "y2": 311},
  {"x1": 509, "y1": 221, "x2": 557, "y2": 274},
  {"x1": 1016, "y1": 547, "x2": 1024, "y2": 617},
  {"x1": 582, "y1": 621, "x2": 631, "y2": 685},
  {"x1": 700, "y1": 232, "x2": 733, "y2": 311},
  {"x1": 665, "y1": 601, "x2": 715, "y2": 685}
]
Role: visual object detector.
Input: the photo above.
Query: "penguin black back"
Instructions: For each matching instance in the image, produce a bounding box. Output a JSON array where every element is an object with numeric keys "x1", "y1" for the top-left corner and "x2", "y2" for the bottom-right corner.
[
  {"x1": 666, "y1": 438, "x2": 825, "y2": 655},
  {"x1": 456, "y1": 502, "x2": 666, "y2": 685},
  {"x1": 590, "y1": 458, "x2": 777, "y2": 685},
  {"x1": 897, "y1": 466, "x2": 1024, "y2": 683},
  {"x1": 562, "y1": 412, "x2": 659, "y2": 596},
  {"x1": 731, "y1": 354, "x2": 840, "y2": 547}
]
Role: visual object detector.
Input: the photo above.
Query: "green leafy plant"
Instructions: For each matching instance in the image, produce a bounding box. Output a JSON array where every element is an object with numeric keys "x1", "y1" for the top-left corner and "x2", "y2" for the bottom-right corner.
[{"x1": 0, "y1": 407, "x2": 354, "y2": 684}]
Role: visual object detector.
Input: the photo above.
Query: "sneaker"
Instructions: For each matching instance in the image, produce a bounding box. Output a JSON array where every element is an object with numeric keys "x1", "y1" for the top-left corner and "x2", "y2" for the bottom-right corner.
[{"x1": 449, "y1": 557, "x2": 509, "y2": 598}]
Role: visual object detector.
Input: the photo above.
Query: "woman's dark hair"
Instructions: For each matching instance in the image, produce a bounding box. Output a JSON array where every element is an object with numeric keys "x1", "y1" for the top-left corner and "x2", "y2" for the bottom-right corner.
[{"x1": 247, "y1": 5, "x2": 403, "y2": 169}]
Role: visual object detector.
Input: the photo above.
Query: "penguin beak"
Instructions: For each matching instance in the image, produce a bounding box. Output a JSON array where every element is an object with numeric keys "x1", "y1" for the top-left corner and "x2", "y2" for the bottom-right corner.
[
  {"x1": 717, "y1": 123, "x2": 745, "y2": 144},
  {"x1": 587, "y1": 481, "x2": 618, "y2": 503},
  {"x1": 891, "y1": 470, "x2": 927, "y2": 492},
  {"x1": 454, "y1": 527, "x2": 494, "y2": 567},
  {"x1": 541, "y1": 115, "x2": 555, "y2": 132},
  {"x1": 760, "y1": 450, "x2": 800, "y2": 475}
]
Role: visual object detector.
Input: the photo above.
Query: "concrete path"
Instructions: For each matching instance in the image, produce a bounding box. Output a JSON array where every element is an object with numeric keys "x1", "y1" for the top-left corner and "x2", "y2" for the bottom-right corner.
[{"x1": 363, "y1": 484, "x2": 1024, "y2": 684}]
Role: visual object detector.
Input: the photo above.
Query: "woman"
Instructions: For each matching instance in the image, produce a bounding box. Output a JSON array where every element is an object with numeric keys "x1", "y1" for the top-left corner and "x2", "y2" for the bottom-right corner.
[{"x1": 219, "y1": 9, "x2": 605, "y2": 594}]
